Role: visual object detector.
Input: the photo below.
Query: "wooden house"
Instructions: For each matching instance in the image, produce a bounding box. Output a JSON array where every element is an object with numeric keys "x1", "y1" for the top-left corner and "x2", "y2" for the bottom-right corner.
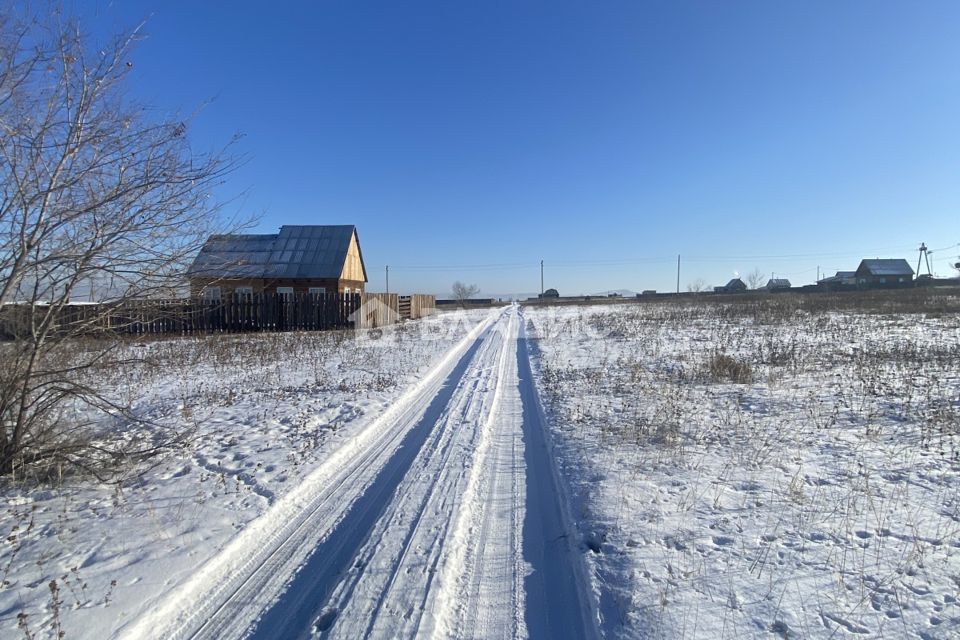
[
  {"x1": 817, "y1": 271, "x2": 856, "y2": 290},
  {"x1": 714, "y1": 278, "x2": 747, "y2": 293},
  {"x1": 188, "y1": 225, "x2": 367, "y2": 298},
  {"x1": 765, "y1": 278, "x2": 791, "y2": 292},
  {"x1": 854, "y1": 259, "x2": 913, "y2": 289}
]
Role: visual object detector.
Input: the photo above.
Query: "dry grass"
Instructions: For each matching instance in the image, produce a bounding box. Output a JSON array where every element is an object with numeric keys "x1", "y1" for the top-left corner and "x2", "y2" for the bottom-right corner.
[
  {"x1": 704, "y1": 351, "x2": 753, "y2": 384},
  {"x1": 527, "y1": 298, "x2": 960, "y2": 637}
]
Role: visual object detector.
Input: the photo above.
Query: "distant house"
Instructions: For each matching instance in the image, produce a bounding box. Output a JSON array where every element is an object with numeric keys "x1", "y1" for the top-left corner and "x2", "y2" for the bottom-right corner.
[
  {"x1": 714, "y1": 278, "x2": 747, "y2": 293},
  {"x1": 765, "y1": 278, "x2": 791, "y2": 292},
  {"x1": 855, "y1": 259, "x2": 913, "y2": 288},
  {"x1": 818, "y1": 271, "x2": 856, "y2": 290},
  {"x1": 188, "y1": 225, "x2": 367, "y2": 298},
  {"x1": 539, "y1": 288, "x2": 560, "y2": 299}
]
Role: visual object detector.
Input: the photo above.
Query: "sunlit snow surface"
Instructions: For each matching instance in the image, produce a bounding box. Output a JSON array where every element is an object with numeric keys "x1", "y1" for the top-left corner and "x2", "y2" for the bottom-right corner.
[
  {"x1": 525, "y1": 302, "x2": 960, "y2": 638},
  {"x1": 4, "y1": 300, "x2": 959, "y2": 639},
  {"x1": 0, "y1": 310, "x2": 490, "y2": 638}
]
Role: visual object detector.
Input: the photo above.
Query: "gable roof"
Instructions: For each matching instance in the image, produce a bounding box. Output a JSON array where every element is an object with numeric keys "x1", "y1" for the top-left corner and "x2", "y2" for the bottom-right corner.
[
  {"x1": 188, "y1": 225, "x2": 367, "y2": 281},
  {"x1": 857, "y1": 259, "x2": 913, "y2": 277},
  {"x1": 766, "y1": 279, "x2": 791, "y2": 288},
  {"x1": 725, "y1": 278, "x2": 746, "y2": 289},
  {"x1": 819, "y1": 271, "x2": 855, "y2": 284}
]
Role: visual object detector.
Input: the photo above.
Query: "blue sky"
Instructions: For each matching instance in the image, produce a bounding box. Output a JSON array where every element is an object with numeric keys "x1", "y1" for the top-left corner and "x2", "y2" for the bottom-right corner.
[{"x1": 78, "y1": 1, "x2": 959, "y2": 295}]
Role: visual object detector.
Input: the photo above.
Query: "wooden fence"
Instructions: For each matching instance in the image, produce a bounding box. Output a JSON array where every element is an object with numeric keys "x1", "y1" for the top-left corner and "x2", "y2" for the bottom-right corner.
[
  {"x1": 399, "y1": 294, "x2": 436, "y2": 320},
  {"x1": 354, "y1": 293, "x2": 398, "y2": 329},
  {"x1": 1, "y1": 293, "x2": 362, "y2": 338},
  {"x1": 352, "y1": 294, "x2": 438, "y2": 328},
  {"x1": 1, "y1": 292, "x2": 438, "y2": 338}
]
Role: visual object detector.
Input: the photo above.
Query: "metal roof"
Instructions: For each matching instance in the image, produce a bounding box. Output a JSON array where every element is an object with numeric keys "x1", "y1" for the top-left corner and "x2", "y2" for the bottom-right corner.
[
  {"x1": 188, "y1": 225, "x2": 366, "y2": 280},
  {"x1": 857, "y1": 259, "x2": 913, "y2": 277},
  {"x1": 766, "y1": 279, "x2": 791, "y2": 288},
  {"x1": 818, "y1": 272, "x2": 852, "y2": 284}
]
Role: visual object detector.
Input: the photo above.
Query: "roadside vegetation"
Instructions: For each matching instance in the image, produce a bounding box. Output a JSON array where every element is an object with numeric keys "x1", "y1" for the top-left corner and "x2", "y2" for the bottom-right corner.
[
  {"x1": 0, "y1": 312, "x2": 486, "y2": 639},
  {"x1": 527, "y1": 292, "x2": 960, "y2": 638},
  {"x1": 0, "y1": 3, "x2": 247, "y2": 482}
]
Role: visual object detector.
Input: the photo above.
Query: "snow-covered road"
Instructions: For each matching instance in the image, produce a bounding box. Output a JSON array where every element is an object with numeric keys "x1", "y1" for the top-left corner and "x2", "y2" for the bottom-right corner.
[{"x1": 123, "y1": 305, "x2": 596, "y2": 640}]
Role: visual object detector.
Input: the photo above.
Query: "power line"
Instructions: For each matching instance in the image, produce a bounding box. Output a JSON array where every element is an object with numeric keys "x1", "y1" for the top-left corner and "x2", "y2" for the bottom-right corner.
[
  {"x1": 929, "y1": 242, "x2": 960, "y2": 253},
  {"x1": 382, "y1": 262, "x2": 537, "y2": 272},
  {"x1": 371, "y1": 243, "x2": 919, "y2": 273}
]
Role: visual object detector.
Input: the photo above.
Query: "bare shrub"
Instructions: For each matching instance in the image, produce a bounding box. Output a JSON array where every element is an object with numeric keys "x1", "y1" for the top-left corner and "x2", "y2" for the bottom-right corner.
[
  {"x1": 451, "y1": 282, "x2": 480, "y2": 306},
  {"x1": 745, "y1": 268, "x2": 766, "y2": 290},
  {"x1": 0, "y1": 5, "x2": 245, "y2": 479},
  {"x1": 704, "y1": 351, "x2": 753, "y2": 384}
]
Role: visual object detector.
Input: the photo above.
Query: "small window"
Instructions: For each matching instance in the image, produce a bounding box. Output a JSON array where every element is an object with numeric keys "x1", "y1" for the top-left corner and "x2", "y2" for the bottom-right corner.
[
  {"x1": 277, "y1": 286, "x2": 294, "y2": 300},
  {"x1": 235, "y1": 286, "x2": 253, "y2": 299},
  {"x1": 201, "y1": 286, "x2": 221, "y2": 301},
  {"x1": 308, "y1": 287, "x2": 326, "y2": 296},
  {"x1": 343, "y1": 287, "x2": 351, "y2": 294}
]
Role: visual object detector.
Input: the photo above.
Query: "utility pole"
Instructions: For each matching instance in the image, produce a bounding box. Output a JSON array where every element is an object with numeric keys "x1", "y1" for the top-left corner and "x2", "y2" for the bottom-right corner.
[
  {"x1": 676, "y1": 255, "x2": 680, "y2": 294},
  {"x1": 385, "y1": 265, "x2": 389, "y2": 295},
  {"x1": 817, "y1": 265, "x2": 820, "y2": 282},
  {"x1": 540, "y1": 260, "x2": 544, "y2": 296},
  {"x1": 917, "y1": 242, "x2": 932, "y2": 277}
]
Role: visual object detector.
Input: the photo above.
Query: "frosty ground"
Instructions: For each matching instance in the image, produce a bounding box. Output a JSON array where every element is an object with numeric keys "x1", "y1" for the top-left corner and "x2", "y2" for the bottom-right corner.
[
  {"x1": 2, "y1": 296, "x2": 959, "y2": 639},
  {"x1": 526, "y1": 297, "x2": 960, "y2": 638},
  {"x1": 0, "y1": 310, "x2": 493, "y2": 638},
  {"x1": 1, "y1": 306, "x2": 596, "y2": 639}
]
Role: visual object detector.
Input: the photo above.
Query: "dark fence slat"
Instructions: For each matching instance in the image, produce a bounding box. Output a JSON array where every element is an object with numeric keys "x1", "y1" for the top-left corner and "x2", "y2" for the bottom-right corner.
[
  {"x1": 25, "y1": 292, "x2": 377, "y2": 337},
  {"x1": 5, "y1": 292, "x2": 430, "y2": 340}
]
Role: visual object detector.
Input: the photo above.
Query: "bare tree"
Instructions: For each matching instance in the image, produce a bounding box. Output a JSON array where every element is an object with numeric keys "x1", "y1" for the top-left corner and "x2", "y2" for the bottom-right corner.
[
  {"x1": 451, "y1": 281, "x2": 480, "y2": 306},
  {"x1": 687, "y1": 278, "x2": 707, "y2": 293},
  {"x1": 745, "y1": 268, "x2": 766, "y2": 290},
  {"x1": 0, "y1": 7, "x2": 245, "y2": 478}
]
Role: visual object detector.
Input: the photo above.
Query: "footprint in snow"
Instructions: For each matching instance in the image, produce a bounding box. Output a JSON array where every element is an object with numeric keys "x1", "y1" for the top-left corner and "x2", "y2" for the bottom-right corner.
[{"x1": 313, "y1": 607, "x2": 339, "y2": 632}]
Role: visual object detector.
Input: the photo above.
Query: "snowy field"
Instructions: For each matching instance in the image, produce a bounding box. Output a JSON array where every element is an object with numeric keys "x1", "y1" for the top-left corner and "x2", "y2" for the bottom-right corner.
[
  {"x1": 4, "y1": 296, "x2": 959, "y2": 640},
  {"x1": 526, "y1": 299, "x2": 960, "y2": 639},
  {"x1": 0, "y1": 310, "x2": 490, "y2": 639}
]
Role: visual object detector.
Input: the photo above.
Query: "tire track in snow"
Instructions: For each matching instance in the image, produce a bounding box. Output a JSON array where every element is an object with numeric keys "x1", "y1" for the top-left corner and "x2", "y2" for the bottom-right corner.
[
  {"x1": 242, "y1": 328, "x2": 498, "y2": 639},
  {"x1": 118, "y1": 311, "x2": 499, "y2": 640},
  {"x1": 122, "y1": 306, "x2": 597, "y2": 640},
  {"x1": 321, "y1": 320, "x2": 511, "y2": 639},
  {"x1": 517, "y1": 313, "x2": 598, "y2": 640},
  {"x1": 437, "y1": 307, "x2": 525, "y2": 639}
]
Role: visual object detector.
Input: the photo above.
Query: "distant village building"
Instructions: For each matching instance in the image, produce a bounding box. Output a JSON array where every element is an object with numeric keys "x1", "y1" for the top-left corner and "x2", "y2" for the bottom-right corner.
[
  {"x1": 855, "y1": 259, "x2": 913, "y2": 288},
  {"x1": 714, "y1": 278, "x2": 747, "y2": 293},
  {"x1": 540, "y1": 288, "x2": 560, "y2": 299},
  {"x1": 817, "y1": 271, "x2": 856, "y2": 290},
  {"x1": 188, "y1": 225, "x2": 367, "y2": 298},
  {"x1": 765, "y1": 278, "x2": 791, "y2": 292}
]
